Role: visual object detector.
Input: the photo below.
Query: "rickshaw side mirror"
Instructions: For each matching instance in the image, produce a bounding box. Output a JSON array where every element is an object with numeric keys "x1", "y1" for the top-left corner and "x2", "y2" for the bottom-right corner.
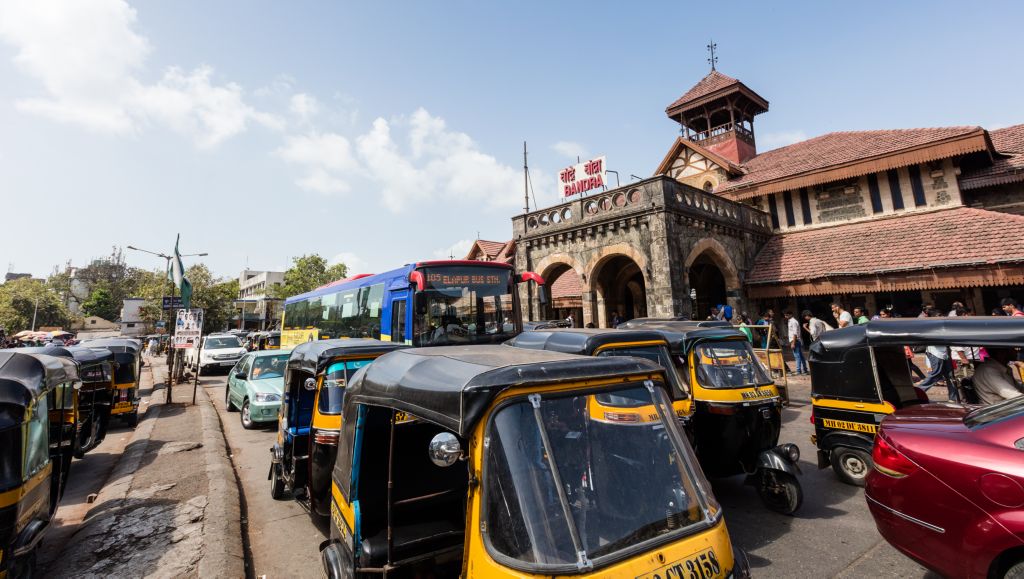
[
  {"x1": 303, "y1": 377, "x2": 317, "y2": 391},
  {"x1": 428, "y1": 432, "x2": 463, "y2": 467}
]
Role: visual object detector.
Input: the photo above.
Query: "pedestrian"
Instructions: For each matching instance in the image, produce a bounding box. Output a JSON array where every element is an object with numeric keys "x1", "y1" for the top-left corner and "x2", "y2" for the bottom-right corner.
[
  {"x1": 565, "y1": 312, "x2": 575, "y2": 327},
  {"x1": 853, "y1": 307, "x2": 870, "y2": 325},
  {"x1": 1001, "y1": 298, "x2": 1024, "y2": 317},
  {"x1": 971, "y1": 348, "x2": 1024, "y2": 405},
  {"x1": 831, "y1": 303, "x2": 854, "y2": 328},
  {"x1": 784, "y1": 311, "x2": 807, "y2": 375},
  {"x1": 917, "y1": 315, "x2": 959, "y2": 402},
  {"x1": 610, "y1": 311, "x2": 623, "y2": 327},
  {"x1": 802, "y1": 310, "x2": 831, "y2": 343},
  {"x1": 918, "y1": 302, "x2": 933, "y2": 318},
  {"x1": 949, "y1": 301, "x2": 966, "y2": 317},
  {"x1": 905, "y1": 346, "x2": 927, "y2": 381}
]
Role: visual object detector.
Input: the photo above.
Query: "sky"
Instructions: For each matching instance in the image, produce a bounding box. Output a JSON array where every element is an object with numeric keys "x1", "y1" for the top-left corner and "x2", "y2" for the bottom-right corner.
[{"x1": 2, "y1": 0, "x2": 1022, "y2": 280}]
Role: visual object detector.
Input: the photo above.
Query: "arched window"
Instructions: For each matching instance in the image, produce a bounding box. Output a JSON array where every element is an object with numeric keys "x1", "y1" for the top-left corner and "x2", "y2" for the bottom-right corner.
[{"x1": 703, "y1": 181, "x2": 714, "y2": 193}]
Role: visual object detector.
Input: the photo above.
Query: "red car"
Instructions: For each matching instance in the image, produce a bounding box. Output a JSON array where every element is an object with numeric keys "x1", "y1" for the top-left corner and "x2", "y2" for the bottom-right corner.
[{"x1": 866, "y1": 398, "x2": 1024, "y2": 578}]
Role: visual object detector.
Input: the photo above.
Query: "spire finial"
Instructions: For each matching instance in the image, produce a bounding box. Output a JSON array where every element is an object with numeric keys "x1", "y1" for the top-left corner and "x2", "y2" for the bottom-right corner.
[{"x1": 706, "y1": 40, "x2": 718, "y2": 71}]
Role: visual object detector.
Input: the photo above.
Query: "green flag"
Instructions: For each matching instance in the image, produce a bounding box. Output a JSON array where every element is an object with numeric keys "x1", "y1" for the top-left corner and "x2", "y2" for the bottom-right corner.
[{"x1": 169, "y1": 234, "x2": 193, "y2": 308}]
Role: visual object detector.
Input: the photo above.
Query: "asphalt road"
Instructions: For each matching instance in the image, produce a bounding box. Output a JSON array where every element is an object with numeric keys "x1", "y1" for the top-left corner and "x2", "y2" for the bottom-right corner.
[{"x1": 200, "y1": 370, "x2": 934, "y2": 578}]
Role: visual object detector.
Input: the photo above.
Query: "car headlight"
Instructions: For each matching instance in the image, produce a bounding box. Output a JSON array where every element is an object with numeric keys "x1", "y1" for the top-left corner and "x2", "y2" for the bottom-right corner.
[{"x1": 254, "y1": 392, "x2": 281, "y2": 403}]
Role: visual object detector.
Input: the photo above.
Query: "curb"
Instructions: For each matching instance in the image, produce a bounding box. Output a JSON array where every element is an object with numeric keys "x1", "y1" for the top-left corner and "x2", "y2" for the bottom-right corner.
[{"x1": 195, "y1": 381, "x2": 246, "y2": 577}]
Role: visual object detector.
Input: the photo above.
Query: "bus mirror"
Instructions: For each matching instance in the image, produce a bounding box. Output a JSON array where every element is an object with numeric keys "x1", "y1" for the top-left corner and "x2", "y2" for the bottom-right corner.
[
  {"x1": 519, "y1": 271, "x2": 545, "y2": 286},
  {"x1": 409, "y1": 271, "x2": 426, "y2": 292},
  {"x1": 428, "y1": 432, "x2": 463, "y2": 467}
]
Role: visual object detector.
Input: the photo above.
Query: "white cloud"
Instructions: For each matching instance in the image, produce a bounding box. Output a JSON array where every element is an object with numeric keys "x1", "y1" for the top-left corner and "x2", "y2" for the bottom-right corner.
[
  {"x1": 432, "y1": 239, "x2": 475, "y2": 260},
  {"x1": 289, "y1": 93, "x2": 320, "y2": 122},
  {"x1": 758, "y1": 130, "x2": 809, "y2": 151},
  {"x1": 330, "y1": 252, "x2": 368, "y2": 274},
  {"x1": 0, "y1": 0, "x2": 278, "y2": 147},
  {"x1": 551, "y1": 140, "x2": 588, "y2": 160}
]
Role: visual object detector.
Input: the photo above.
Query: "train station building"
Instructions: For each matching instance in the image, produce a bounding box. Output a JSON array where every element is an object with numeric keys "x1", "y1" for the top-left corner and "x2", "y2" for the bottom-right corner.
[{"x1": 475, "y1": 70, "x2": 1024, "y2": 327}]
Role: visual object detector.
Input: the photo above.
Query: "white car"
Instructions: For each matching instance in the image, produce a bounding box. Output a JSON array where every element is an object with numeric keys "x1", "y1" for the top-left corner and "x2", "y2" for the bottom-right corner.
[{"x1": 187, "y1": 334, "x2": 247, "y2": 375}]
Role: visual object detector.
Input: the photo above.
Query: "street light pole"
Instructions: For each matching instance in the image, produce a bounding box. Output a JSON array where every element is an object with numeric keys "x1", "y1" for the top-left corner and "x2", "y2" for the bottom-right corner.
[{"x1": 31, "y1": 296, "x2": 39, "y2": 331}]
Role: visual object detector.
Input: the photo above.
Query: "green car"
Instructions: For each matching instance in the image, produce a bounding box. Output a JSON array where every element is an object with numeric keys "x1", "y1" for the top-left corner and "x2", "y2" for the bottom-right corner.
[{"x1": 225, "y1": 350, "x2": 291, "y2": 429}]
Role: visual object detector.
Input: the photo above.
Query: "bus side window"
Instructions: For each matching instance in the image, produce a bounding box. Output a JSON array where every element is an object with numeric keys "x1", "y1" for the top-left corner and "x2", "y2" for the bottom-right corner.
[{"x1": 391, "y1": 300, "x2": 407, "y2": 344}]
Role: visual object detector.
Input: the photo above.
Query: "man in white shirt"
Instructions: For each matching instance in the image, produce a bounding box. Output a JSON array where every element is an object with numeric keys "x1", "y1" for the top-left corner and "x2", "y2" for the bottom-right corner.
[
  {"x1": 973, "y1": 349, "x2": 1023, "y2": 405},
  {"x1": 784, "y1": 311, "x2": 807, "y2": 375},
  {"x1": 918, "y1": 344, "x2": 957, "y2": 401},
  {"x1": 831, "y1": 303, "x2": 854, "y2": 328}
]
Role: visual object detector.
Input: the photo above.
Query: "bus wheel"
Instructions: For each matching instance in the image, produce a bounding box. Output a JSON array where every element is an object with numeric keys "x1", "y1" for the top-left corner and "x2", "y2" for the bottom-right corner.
[{"x1": 830, "y1": 447, "x2": 871, "y2": 487}]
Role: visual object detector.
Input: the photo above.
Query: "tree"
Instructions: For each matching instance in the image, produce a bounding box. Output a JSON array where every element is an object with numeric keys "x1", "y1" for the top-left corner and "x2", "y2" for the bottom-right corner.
[
  {"x1": 186, "y1": 264, "x2": 241, "y2": 333},
  {"x1": 271, "y1": 254, "x2": 348, "y2": 299},
  {"x1": 81, "y1": 287, "x2": 120, "y2": 321},
  {"x1": 0, "y1": 278, "x2": 71, "y2": 333}
]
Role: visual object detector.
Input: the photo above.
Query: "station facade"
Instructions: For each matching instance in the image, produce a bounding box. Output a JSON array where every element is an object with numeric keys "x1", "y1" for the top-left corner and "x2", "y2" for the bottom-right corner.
[{"x1": 475, "y1": 70, "x2": 1024, "y2": 326}]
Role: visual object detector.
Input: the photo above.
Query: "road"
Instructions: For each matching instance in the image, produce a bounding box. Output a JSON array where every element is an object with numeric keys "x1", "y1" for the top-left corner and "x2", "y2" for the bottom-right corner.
[{"x1": 200, "y1": 370, "x2": 933, "y2": 578}]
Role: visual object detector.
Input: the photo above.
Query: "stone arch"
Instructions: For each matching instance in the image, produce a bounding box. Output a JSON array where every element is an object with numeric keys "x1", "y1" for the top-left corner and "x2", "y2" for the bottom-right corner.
[
  {"x1": 533, "y1": 253, "x2": 585, "y2": 326},
  {"x1": 684, "y1": 238, "x2": 742, "y2": 320},
  {"x1": 684, "y1": 238, "x2": 740, "y2": 288},
  {"x1": 587, "y1": 244, "x2": 650, "y2": 327}
]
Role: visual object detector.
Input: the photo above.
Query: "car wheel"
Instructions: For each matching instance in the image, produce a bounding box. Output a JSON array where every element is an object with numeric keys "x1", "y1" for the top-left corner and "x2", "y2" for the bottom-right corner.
[
  {"x1": 1006, "y1": 561, "x2": 1024, "y2": 579},
  {"x1": 270, "y1": 463, "x2": 286, "y2": 500},
  {"x1": 225, "y1": 387, "x2": 237, "y2": 411},
  {"x1": 830, "y1": 447, "x2": 872, "y2": 487},
  {"x1": 241, "y1": 400, "x2": 254, "y2": 429}
]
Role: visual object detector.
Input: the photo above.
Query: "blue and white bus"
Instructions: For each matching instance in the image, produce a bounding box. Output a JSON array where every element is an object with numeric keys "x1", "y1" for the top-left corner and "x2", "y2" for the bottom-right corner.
[{"x1": 280, "y1": 260, "x2": 546, "y2": 348}]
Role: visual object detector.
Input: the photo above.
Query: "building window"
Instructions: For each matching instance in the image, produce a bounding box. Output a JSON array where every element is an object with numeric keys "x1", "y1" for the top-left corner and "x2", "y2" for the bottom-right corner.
[
  {"x1": 867, "y1": 174, "x2": 883, "y2": 213},
  {"x1": 703, "y1": 181, "x2": 714, "y2": 192},
  {"x1": 799, "y1": 188, "x2": 812, "y2": 224},
  {"x1": 887, "y1": 169, "x2": 905, "y2": 210},
  {"x1": 908, "y1": 165, "x2": 927, "y2": 207},
  {"x1": 782, "y1": 190, "x2": 796, "y2": 227},
  {"x1": 768, "y1": 193, "x2": 780, "y2": 230}
]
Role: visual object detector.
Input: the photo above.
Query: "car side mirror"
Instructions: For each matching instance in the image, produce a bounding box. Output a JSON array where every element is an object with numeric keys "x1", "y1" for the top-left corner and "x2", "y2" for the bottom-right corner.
[
  {"x1": 235, "y1": 372, "x2": 247, "y2": 380},
  {"x1": 428, "y1": 432, "x2": 463, "y2": 467},
  {"x1": 304, "y1": 377, "x2": 317, "y2": 391}
]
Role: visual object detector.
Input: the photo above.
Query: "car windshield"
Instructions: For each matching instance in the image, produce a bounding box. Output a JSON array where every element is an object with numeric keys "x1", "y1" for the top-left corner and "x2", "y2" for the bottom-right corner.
[
  {"x1": 484, "y1": 382, "x2": 716, "y2": 570},
  {"x1": 596, "y1": 345, "x2": 689, "y2": 397},
  {"x1": 964, "y1": 395, "x2": 1024, "y2": 429},
  {"x1": 694, "y1": 340, "x2": 772, "y2": 389},
  {"x1": 205, "y1": 337, "x2": 240, "y2": 349},
  {"x1": 318, "y1": 359, "x2": 372, "y2": 415},
  {"x1": 414, "y1": 266, "x2": 516, "y2": 346},
  {"x1": 250, "y1": 354, "x2": 289, "y2": 380}
]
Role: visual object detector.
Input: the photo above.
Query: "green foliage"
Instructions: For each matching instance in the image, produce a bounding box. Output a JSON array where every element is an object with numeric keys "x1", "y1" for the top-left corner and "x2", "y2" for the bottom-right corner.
[
  {"x1": 271, "y1": 254, "x2": 348, "y2": 299},
  {"x1": 186, "y1": 264, "x2": 241, "y2": 332},
  {"x1": 0, "y1": 278, "x2": 71, "y2": 334},
  {"x1": 81, "y1": 287, "x2": 120, "y2": 321}
]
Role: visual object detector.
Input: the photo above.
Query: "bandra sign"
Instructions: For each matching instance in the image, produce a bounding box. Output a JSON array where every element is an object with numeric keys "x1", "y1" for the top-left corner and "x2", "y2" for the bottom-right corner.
[{"x1": 559, "y1": 156, "x2": 606, "y2": 197}]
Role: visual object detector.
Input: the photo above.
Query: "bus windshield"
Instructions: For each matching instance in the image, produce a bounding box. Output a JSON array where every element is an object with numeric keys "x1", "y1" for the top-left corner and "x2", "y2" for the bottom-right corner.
[{"x1": 414, "y1": 266, "x2": 516, "y2": 346}]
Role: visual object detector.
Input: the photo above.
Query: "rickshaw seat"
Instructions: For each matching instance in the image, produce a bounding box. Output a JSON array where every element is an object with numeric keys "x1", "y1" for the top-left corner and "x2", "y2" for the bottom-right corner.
[{"x1": 360, "y1": 519, "x2": 464, "y2": 566}]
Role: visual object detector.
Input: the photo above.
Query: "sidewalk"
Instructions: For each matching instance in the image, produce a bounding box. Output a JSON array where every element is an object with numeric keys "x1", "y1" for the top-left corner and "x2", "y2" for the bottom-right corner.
[{"x1": 51, "y1": 355, "x2": 244, "y2": 579}]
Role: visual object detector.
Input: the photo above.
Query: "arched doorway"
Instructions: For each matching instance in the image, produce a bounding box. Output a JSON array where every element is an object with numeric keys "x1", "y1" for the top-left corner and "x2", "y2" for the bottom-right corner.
[
  {"x1": 543, "y1": 264, "x2": 584, "y2": 326},
  {"x1": 689, "y1": 254, "x2": 727, "y2": 321},
  {"x1": 592, "y1": 255, "x2": 647, "y2": 327}
]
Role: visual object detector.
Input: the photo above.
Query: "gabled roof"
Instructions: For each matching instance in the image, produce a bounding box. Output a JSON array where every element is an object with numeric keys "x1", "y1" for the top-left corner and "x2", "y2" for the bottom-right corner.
[
  {"x1": 655, "y1": 136, "x2": 745, "y2": 177},
  {"x1": 665, "y1": 70, "x2": 769, "y2": 119},
  {"x1": 717, "y1": 126, "x2": 991, "y2": 199},
  {"x1": 464, "y1": 239, "x2": 516, "y2": 265},
  {"x1": 961, "y1": 124, "x2": 1024, "y2": 190}
]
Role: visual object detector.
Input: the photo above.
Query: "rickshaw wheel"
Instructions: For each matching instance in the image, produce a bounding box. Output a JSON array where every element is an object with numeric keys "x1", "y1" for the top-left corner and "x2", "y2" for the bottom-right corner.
[
  {"x1": 126, "y1": 412, "x2": 139, "y2": 428},
  {"x1": 830, "y1": 447, "x2": 871, "y2": 487},
  {"x1": 757, "y1": 470, "x2": 803, "y2": 515},
  {"x1": 11, "y1": 549, "x2": 36, "y2": 579},
  {"x1": 270, "y1": 464, "x2": 286, "y2": 500}
]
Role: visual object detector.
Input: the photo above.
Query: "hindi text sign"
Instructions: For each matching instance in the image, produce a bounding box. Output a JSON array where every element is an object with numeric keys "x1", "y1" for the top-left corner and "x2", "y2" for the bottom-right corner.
[{"x1": 559, "y1": 156, "x2": 606, "y2": 198}]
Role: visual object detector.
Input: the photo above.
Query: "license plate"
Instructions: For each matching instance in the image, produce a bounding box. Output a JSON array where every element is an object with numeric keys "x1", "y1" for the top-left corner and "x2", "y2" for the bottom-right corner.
[
  {"x1": 637, "y1": 548, "x2": 723, "y2": 579},
  {"x1": 821, "y1": 418, "x2": 877, "y2": 434},
  {"x1": 114, "y1": 401, "x2": 133, "y2": 411}
]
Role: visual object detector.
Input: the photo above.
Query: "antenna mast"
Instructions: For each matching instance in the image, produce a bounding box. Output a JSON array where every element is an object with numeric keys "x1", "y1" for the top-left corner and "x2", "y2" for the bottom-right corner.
[{"x1": 523, "y1": 141, "x2": 530, "y2": 214}]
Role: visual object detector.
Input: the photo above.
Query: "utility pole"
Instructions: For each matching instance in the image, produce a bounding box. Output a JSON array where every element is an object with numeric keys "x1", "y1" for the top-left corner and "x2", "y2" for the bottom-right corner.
[
  {"x1": 31, "y1": 296, "x2": 39, "y2": 331},
  {"x1": 523, "y1": 141, "x2": 530, "y2": 214}
]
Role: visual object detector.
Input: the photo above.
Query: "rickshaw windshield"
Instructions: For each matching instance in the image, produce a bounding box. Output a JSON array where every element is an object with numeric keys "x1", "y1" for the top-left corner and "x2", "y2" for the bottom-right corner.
[
  {"x1": 250, "y1": 354, "x2": 288, "y2": 380},
  {"x1": 0, "y1": 424, "x2": 21, "y2": 489},
  {"x1": 318, "y1": 359, "x2": 372, "y2": 415},
  {"x1": 596, "y1": 346, "x2": 689, "y2": 397},
  {"x1": 80, "y1": 363, "x2": 112, "y2": 384},
  {"x1": 694, "y1": 340, "x2": 772, "y2": 389},
  {"x1": 484, "y1": 383, "x2": 712, "y2": 569}
]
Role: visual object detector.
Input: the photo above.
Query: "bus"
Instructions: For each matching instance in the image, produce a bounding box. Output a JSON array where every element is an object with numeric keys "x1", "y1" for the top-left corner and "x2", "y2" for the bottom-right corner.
[{"x1": 280, "y1": 260, "x2": 546, "y2": 348}]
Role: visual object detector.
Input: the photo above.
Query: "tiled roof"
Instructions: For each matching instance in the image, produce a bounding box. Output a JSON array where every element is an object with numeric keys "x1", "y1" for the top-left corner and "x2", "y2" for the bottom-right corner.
[
  {"x1": 665, "y1": 71, "x2": 740, "y2": 113},
  {"x1": 719, "y1": 126, "x2": 983, "y2": 194},
  {"x1": 747, "y1": 207, "x2": 1024, "y2": 284},
  {"x1": 550, "y1": 269, "x2": 583, "y2": 299},
  {"x1": 472, "y1": 240, "x2": 507, "y2": 259},
  {"x1": 961, "y1": 124, "x2": 1024, "y2": 190},
  {"x1": 464, "y1": 239, "x2": 516, "y2": 265}
]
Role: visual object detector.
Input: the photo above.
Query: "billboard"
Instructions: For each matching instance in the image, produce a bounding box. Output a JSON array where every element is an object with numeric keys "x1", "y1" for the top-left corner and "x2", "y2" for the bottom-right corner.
[
  {"x1": 173, "y1": 308, "x2": 203, "y2": 349},
  {"x1": 559, "y1": 156, "x2": 606, "y2": 198}
]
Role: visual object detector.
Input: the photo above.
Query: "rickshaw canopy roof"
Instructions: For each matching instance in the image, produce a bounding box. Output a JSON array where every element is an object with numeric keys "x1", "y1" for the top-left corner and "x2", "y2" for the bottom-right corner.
[
  {"x1": 81, "y1": 338, "x2": 141, "y2": 353},
  {"x1": 864, "y1": 317, "x2": 1024, "y2": 347},
  {"x1": 616, "y1": 321, "x2": 747, "y2": 354},
  {"x1": 505, "y1": 328, "x2": 670, "y2": 355},
  {"x1": 616, "y1": 318, "x2": 732, "y2": 330},
  {"x1": 288, "y1": 338, "x2": 408, "y2": 376},
  {"x1": 18, "y1": 345, "x2": 114, "y2": 366},
  {"x1": 346, "y1": 344, "x2": 665, "y2": 437},
  {"x1": 0, "y1": 351, "x2": 79, "y2": 409}
]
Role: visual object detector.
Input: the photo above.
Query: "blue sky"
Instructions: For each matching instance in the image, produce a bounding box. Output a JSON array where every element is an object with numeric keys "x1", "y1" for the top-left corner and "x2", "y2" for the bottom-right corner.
[{"x1": 2, "y1": 0, "x2": 1022, "y2": 279}]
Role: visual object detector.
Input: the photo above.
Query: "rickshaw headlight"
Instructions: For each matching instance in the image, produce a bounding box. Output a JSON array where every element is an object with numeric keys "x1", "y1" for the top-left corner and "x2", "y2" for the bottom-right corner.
[{"x1": 776, "y1": 443, "x2": 800, "y2": 463}]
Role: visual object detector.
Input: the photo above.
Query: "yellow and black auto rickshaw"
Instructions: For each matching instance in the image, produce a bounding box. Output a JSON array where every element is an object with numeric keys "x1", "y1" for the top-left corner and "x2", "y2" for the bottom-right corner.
[
  {"x1": 253, "y1": 331, "x2": 282, "y2": 351},
  {"x1": 0, "y1": 351, "x2": 79, "y2": 576},
  {"x1": 319, "y1": 345, "x2": 749, "y2": 578},
  {"x1": 84, "y1": 338, "x2": 142, "y2": 427},
  {"x1": 621, "y1": 320, "x2": 803, "y2": 514},
  {"x1": 271, "y1": 339, "x2": 408, "y2": 520},
  {"x1": 506, "y1": 327, "x2": 694, "y2": 424}
]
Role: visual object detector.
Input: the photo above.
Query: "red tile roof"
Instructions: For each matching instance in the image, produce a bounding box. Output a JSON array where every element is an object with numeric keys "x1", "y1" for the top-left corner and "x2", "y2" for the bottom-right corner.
[
  {"x1": 961, "y1": 124, "x2": 1024, "y2": 190},
  {"x1": 550, "y1": 269, "x2": 583, "y2": 299},
  {"x1": 465, "y1": 239, "x2": 516, "y2": 265},
  {"x1": 666, "y1": 71, "x2": 740, "y2": 112},
  {"x1": 747, "y1": 207, "x2": 1024, "y2": 284}
]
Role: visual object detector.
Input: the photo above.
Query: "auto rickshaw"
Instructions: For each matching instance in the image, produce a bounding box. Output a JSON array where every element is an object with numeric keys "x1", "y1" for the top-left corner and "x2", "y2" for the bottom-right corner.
[
  {"x1": 83, "y1": 338, "x2": 141, "y2": 427},
  {"x1": 253, "y1": 331, "x2": 282, "y2": 351},
  {"x1": 270, "y1": 339, "x2": 408, "y2": 520},
  {"x1": 617, "y1": 320, "x2": 802, "y2": 514},
  {"x1": 0, "y1": 351, "x2": 78, "y2": 576},
  {"x1": 616, "y1": 318, "x2": 731, "y2": 330},
  {"x1": 319, "y1": 345, "x2": 749, "y2": 578},
  {"x1": 506, "y1": 328, "x2": 695, "y2": 424},
  {"x1": 808, "y1": 318, "x2": 1018, "y2": 486}
]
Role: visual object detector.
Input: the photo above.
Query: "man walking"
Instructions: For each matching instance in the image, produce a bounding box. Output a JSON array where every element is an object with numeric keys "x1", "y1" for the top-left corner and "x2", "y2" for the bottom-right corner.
[
  {"x1": 1002, "y1": 298, "x2": 1024, "y2": 317},
  {"x1": 802, "y1": 310, "x2": 830, "y2": 343},
  {"x1": 785, "y1": 311, "x2": 807, "y2": 375},
  {"x1": 831, "y1": 303, "x2": 853, "y2": 328}
]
